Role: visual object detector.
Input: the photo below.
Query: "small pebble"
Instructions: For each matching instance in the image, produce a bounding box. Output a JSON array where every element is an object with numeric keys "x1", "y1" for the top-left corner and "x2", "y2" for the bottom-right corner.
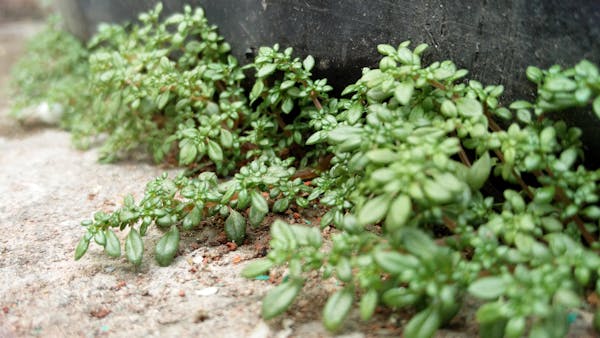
[{"x1": 196, "y1": 287, "x2": 219, "y2": 296}]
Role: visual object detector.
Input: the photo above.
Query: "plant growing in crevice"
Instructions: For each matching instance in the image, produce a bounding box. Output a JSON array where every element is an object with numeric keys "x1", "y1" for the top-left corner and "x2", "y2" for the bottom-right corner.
[
  {"x1": 243, "y1": 43, "x2": 600, "y2": 337},
  {"x1": 11, "y1": 3, "x2": 600, "y2": 337}
]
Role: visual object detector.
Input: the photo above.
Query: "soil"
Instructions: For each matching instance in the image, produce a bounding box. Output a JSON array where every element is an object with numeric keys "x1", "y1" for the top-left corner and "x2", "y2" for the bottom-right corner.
[{"x1": 0, "y1": 20, "x2": 596, "y2": 338}]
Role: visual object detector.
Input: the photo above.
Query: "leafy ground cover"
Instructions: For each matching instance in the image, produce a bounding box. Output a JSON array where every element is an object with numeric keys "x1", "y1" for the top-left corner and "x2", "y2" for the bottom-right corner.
[{"x1": 10, "y1": 4, "x2": 600, "y2": 337}]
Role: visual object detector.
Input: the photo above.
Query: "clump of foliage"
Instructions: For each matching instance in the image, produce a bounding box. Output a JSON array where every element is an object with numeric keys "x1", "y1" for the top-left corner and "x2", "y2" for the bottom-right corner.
[
  {"x1": 10, "y1": 15, "x2": 90, "y2": 134},
  {"x1": 84, "y1": 4, "x2": 244, "y2": 165},
  {"x1": 12, "y1": 3, "x2": 600, "y2": 337}
]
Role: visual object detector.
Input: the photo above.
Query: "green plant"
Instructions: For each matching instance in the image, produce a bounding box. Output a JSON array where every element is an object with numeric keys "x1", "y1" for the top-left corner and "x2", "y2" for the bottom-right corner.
[
  {"x1": 85, "y1": 4, "x2": 246, "y2": 165},
  {"x1": 243, "y1": 44, "x2": 600, "y2": 336},
  {"x1": 12, "y1": 3, "x2": 600, "y2": 337},
  {"x1": 10, "y1": 15, "x2": 90, "y2": 138}
]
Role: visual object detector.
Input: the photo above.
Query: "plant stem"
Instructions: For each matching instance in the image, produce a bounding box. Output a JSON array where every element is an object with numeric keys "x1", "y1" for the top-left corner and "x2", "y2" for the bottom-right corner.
[
  {"x1": 429, "y1": 80, "x2": 447, "y2": 91},
  {"x1": 310, "y1": 91, "x2": 323, "y2": 111},
  {"x1": 442, "y1": 214, "x2": 457, "y2": 232},
  {"x1": 482, "y1": 107, "x2": 536, "y2": 199},
  {"x1": 458, "y1": 145, "x2": 472, "y2": 167},
  {"x1": 484, "y1": 108, "x2": 503, "y2": 133}
]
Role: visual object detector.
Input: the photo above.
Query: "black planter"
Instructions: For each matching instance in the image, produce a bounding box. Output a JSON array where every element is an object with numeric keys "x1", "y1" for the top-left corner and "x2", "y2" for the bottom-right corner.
[{"x1": 57, "y1": 0, "x2": 600, "y2": 154}]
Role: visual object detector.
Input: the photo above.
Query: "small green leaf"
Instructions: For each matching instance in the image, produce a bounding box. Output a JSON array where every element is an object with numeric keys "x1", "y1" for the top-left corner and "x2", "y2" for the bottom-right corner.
[
  {"x1": 540, "y1": 126, "x2": 556, "y2": 146},
  {"x1": 373, "y1": 250, "x2": 419, "y2": 274},
  {"x1": 303, "y1": 55, "x2": 315, "y2": 71},
  {"x1": 544, "y1": 77, "x2": 577, "y2": 92},
  {"x1": 541, "y1": 216, "x2": 563, "y2": 232},
  {"x1": 94, "y1": 231, "x2": 106, "y2": 246},
  {"x1": 155, "y1": 227, "x2": 180, "y2": 267},
  {"x1": 382, "y1": 288, "x2": 420, "y2": 308},
  {"x1": 282, "y1": 97, "x2": 294, "y2": 114},
  {"x1": 280, "y1": 80, "x2": 295, "y2": 90},
  {"x1": 156, "y1": 92, "x2": 169, "y2": 110},
  {"x1": 433, "y1": 67, "x2": 455, "y2": 81},
  {"x1": 593, "y1": 96, "x2": 600, "y2": 119},
  {"x1": 413, "y1": 43, "x2": 428, "y2": 55},
  {"x1": 105, "y1": 229, "x2": 121, "y2": 258},
  {"x1": 423, "y1": 179, "x2": 453, "y2": 204},
  {"x1": 476, "y1": 301, "x2": 506, "y2": 324},
  {"x1": 183, "y1": 205, "x2": 202, "y2": 230},
  {"x1": 236, "y1": 189, "x2": 250, "y2": 209},
  {"x1": 140, "y1": 217, "x2": 151, "y2": 236},
  {"x1": 526, "y1": 66, "x2": 543, "y2": 83},
  {"x1": 323, "y1": 288, "x2": 354, "y2": 331},
  {"x1": 346, "y1": 103, "x2": 363, "y2": 124},
  {"x1": 250, "y1": 80, "x2": 264, "y2": 102},
  {"x1": 553, "y1": 289, "x2": 580, "y2": 308},
  {"x1": 524, "y1": 153, "x2": 542, "y2": 171},
  {"x1": 516, "y1": 109, "x2": 531, "y2": 123},
  {"x1": 456, "y1": 97, "x2": 483, "y2": 117},
  {"x1": 257, "y1": 63, "x2": 277, "y2": 78},
  {"x1": 357, "y1": 194, "x2": 392, "y2": 225},
  {"x1": 440, "y1": 100, "x2": 457, "y2": 117},
  {"x1": 179, "y1": 142, "x2": 197, "y2": 165},
  {"x1": 365, "y1": 148, "x2": 397, "y2": 164},
  {"x1": 401, "y1": 228, "x2": 437, "y2": 259},
  {"x1": 467, "y1": 152, "x2": 492, "y2": 190},
  {"x1": 125, "y1": 228, "x2": 144, "y2": 266},
  {"x1": 335, "y1": 257, "x2": 352, "y2": 282},
  {"x1": 494, "y1": 107, "x2": 512, "y2": 120},
  {"x1": 262, "y1": 279, "x2": 303, "y2": 319},
  {"x1": 124, "y1": 194, "x2": 134, "y2": 207},
  {"x1": 241, "y1": 259, "x2": 273, "y2": 278},
  {"x1": 207, "y1": 140, "x2": 223, "y2": 162},
  {"x1": 534, "y1": 186, "x2": 555, "y2": 204},
  {"x1": 74, "y1": 236, "x2": 90, "y2": 260},
  {"x1": 583, "y1": 205, "x2": 600, "y2": 219},
  {"x1": 377, "y1": 44, "x2": 396, "y2": 56},
  {"x1": 489, "y1": 85, "x2": 504, "y2": 97},
  {"x1": 574, "y1": 87, "x2": 592, "y2": 104},
  {"x1": 225, "y1": 209, "x2": 246, "y2": 245},
  {"x1": 251, "y1": 190, "x2": 269, "y2": 214},
  {"x1": 504, "y1": 317, "x2": 525, "y2": 338},
  {"x1": 327, "y1": 126, "x2": 362, "y2": 144},
  {"x1": 403, "y1": 306, "x2": 440, "y2": 338},
  {"x1": 394, "y1": 81, "x2": 414, "y2": 105},
  {"x1": 361, "y1": 69, "x2": 386, "y2": 87},
  {"x1": 360, "y1": 289, "x2": 378, "y2": 321},
  {"x1": 99, "y1": 70, "x2": 113, "y2": 82},
  {"x1": 468, "y1": 277, "x2": 507, "y2": 299},
  {"x1": 220, "y1": 129, "x2": 233, "y2": 149},
  {"x1": 249, "y1": 205, "x2": 267, "y2": 227},
  {"x1": 509, "y1": 100, "x2": 533, "y2": 110},
  {"x1": 156, "y1": 214, "x2": 175, "y2": 228},
  {"x1": 385, "y1": 194, "x2": 412, "y2": 232},
  {"x1": 271, "y1": 220, "x2": 297, "y2": 248},
  {"x1": 272, "y1": 198, "x2": 290, "y2": 213},
  {"x1": 397, "y1": 47, "x2": 413, "y2": 64}
]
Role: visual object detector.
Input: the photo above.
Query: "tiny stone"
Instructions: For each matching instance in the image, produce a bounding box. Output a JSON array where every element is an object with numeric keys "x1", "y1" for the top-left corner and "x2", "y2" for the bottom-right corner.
[{"x1": 196, "y1": 287, "x2": 219, "y2": 296}]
